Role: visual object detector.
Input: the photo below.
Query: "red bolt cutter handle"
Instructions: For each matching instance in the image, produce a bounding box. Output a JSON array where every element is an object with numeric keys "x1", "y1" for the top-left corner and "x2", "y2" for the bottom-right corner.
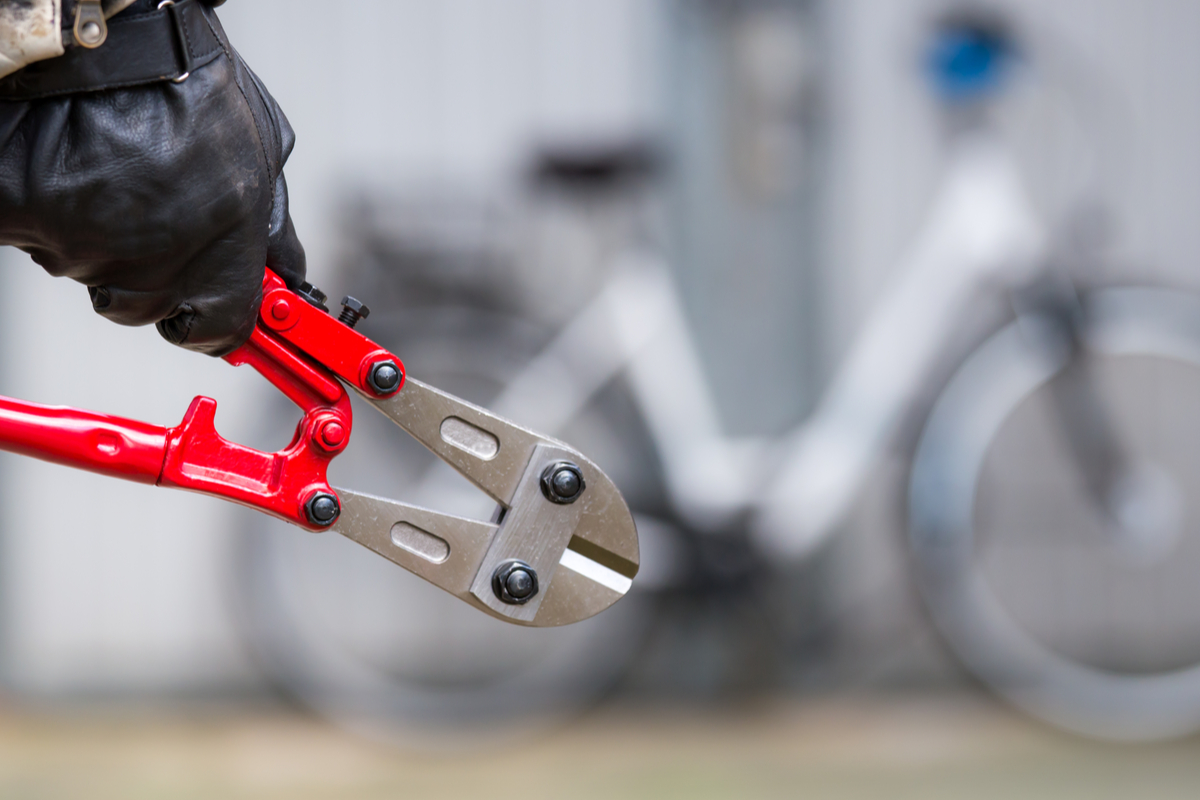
[
  {"x1": 0, "y1": 397, "x2": 168, "y2": 483},
  {"x1": 0, "y1": 270, "x2": 405, "y2": 531}
]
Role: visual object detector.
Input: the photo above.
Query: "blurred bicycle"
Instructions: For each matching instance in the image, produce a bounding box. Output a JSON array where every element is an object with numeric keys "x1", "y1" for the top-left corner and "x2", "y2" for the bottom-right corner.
[{"x1": 236, "y1": 9, "x2": 1200, "y2": 742}]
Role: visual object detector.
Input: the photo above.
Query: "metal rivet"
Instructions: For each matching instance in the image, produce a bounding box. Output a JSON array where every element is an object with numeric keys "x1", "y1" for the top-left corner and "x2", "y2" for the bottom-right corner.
[
  {"x1": 74, "y1": 0, "x2": 107, "y2": 48},
  {"x1": 270, "y1": 298, "x2": 291, "y2": 321},
  {"x1": 80, "y1": 21, "x2": 102, "y2": 44}
]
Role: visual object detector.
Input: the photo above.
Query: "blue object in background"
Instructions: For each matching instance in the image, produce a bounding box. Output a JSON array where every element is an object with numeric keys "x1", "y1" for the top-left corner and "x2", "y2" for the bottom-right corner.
[{"x1": 926, "y1": 21, "x2": 1015, "y2": 101}]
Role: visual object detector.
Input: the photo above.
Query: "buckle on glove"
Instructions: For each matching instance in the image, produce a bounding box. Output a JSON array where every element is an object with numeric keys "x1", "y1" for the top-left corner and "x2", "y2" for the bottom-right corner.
[
  {"x1": 157, "y1": 0, "x2": 194, "y2": 82},
  {"x1": 73, "y1": 0, "x2": 109, "y2": 49}
]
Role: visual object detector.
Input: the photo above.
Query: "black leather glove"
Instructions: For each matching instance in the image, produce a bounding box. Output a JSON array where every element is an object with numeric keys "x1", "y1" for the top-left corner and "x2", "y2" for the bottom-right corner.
[{"x1": 0, "y1": 0, "x2": 304, "y2": 356}]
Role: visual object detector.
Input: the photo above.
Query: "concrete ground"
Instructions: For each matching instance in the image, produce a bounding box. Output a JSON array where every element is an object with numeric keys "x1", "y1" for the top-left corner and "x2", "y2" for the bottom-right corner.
[{"x1": 0, "y1": 694, "x2": 1197, "y2": 799}]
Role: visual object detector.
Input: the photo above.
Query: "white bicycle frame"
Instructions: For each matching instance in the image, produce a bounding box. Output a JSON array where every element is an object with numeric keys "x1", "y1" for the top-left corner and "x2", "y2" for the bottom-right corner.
[{"x1": 409, "y1": 128, "x2": 1048, "y2": 571}]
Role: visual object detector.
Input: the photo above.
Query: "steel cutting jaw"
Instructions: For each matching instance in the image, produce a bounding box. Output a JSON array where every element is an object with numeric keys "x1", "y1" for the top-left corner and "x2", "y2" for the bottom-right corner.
[{"x1": 333, "y1": 377, "x2": 639, "y2": 627}]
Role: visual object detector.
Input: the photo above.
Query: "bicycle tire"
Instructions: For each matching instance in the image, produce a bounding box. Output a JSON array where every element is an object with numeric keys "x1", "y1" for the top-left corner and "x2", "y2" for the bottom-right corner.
[{"x1": 909, "y1": 285, "x2": 1200, "y2": 740}]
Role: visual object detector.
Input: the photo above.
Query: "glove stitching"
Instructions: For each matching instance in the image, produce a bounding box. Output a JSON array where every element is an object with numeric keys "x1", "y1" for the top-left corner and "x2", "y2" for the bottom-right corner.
[{"x1": 178, "y1": 5, "x2": 194, "y2": 61}]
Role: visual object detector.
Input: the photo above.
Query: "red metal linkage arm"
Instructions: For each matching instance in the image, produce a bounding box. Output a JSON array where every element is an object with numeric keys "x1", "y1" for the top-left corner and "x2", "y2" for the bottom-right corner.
[
  {"x1": 0, "y1": 269, "x2": 403, "y2": 531},
  {"x1": 257, "y1": 270, "x2": 406, "y2": 398},
  {"x1": 164, "y1": 323, "x2": 353, "y2": 529}
]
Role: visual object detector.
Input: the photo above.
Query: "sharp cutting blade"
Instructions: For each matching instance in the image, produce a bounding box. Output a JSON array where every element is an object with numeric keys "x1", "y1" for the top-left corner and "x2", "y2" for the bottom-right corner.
[{"x1": 332, "y1": 377, "x2": 639, "y2": 627}]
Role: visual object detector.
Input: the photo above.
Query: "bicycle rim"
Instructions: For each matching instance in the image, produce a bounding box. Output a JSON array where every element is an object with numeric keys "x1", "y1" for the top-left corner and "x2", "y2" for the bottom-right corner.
[{"x1": 909, "y1": 286, "x2": 1200, "y2": 740}]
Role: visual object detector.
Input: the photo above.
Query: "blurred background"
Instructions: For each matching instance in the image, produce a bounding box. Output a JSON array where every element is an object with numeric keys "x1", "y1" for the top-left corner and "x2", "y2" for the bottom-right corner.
[{"x1": 4, "y1": 0, "x2": 1200, "y2": 795}]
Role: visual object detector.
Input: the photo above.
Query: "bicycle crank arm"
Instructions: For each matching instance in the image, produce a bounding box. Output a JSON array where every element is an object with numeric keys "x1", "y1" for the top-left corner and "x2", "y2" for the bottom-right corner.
[{"x1": 336, "y1": 377, "x2": 639, "y2": 627}]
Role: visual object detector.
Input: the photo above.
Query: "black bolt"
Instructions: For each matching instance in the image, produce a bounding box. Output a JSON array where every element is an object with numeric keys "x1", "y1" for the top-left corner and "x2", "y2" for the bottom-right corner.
[
  {"x1": 367, "y1": 360, "x2": 402, "y2": 395},
  {"x1": 540, "y1": 461, "x2": 586, "y2": 504},
  {"x1": 305, "y1": 492, "x2": 340, "y2": 526},
  {"x1": 492, "y1": 560, "x2": 539, "y2": 605},
  {"x1": 338, "y1": 296, "x2": 371, "y2": 328},
  {"x1": 507, "y1": 570, "x2": 535, "y2": 598},
  {"x1": 297, "y1": 282, "x2": 330, "y2": 313},
  {"x1": 553, "y1": 468, "x2": 581, "y2": 497}
]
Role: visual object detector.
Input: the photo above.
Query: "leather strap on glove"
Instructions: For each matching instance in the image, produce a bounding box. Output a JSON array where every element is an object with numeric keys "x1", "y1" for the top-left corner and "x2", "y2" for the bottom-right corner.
[{"x1": 0, "y1": 0, "x2": 222, "y2": 98}]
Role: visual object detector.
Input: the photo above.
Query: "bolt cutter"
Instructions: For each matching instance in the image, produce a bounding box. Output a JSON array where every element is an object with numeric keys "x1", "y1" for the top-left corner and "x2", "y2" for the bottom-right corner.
[{"x1": 0, "y1": 270, "x2": 639, "y2": 627}]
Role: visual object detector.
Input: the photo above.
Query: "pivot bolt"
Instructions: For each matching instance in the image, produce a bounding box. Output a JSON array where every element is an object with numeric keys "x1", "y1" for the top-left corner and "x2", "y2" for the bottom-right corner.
[
  {"x1": 338, "y1": 296, "x2": 371, "y2": 329},
  {"x1": 492, "y1": 560, "x2": 539, "y2": 605},
  {"x1": 305, "y1": 492, "x2": 340, "y2": 527},
  {"x1": 315, "y1": 419, "x2": 347, "y2": 451},
  {"x1": 367, "y1": 360, "x2": 402, "y2": 395},
  {"x1": 540, "y1": 461, "x2": 585, "y2": 504},
  {"x1": 269, "y1": 298, "x2": 292, "y2": 321}
]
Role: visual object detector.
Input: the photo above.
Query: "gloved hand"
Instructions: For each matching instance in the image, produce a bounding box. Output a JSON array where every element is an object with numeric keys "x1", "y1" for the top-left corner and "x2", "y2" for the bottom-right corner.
[{"x1": 0, "y1": 0, "x2": 304, "y2": 356}]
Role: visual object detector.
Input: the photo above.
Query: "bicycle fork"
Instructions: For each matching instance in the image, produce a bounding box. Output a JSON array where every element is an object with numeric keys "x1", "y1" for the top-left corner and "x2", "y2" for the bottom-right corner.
[{"x1": 1014, "y1": 279, "x2": 1181, "y2": 561}]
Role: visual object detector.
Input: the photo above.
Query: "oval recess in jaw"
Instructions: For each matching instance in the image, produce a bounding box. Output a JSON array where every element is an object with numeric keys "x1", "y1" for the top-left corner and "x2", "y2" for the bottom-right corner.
[
  {"x1": 390, "y1": 522, "x2": 450, "y2": 564},
  {"x1": 439, "y1": 416, "x2": 501, "y2": 460}
]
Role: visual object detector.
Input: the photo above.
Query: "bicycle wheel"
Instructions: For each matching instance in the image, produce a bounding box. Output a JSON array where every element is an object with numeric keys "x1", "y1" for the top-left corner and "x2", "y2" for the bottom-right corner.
[
  {"x1": 234, "y1": 307, "x2": 655, "y2": 748},
  {"x1": 909, "y1": 286, "x2": 1200, "y2": 740}
]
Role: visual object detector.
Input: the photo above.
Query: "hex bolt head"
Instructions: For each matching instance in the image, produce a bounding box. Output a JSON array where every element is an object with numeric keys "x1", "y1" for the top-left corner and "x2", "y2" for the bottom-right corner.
[
  {"x1": 540, "y1": 461, "x2": 586, "y2": 504},
  {"x1": 297, "y1": 282, "x2": 330, "y2": 312},
  {"x1": 367, "y1": 360, "x2": 402, "y2": 395},
  {"x1": 305, "y1": 492, "x2": 340, "y2": 527},
  {"x1": 338, "y1": 296, "x2": 371, "y2": 329},
  {"x1": 492, "y1": 560, "x2": 539, "y2": 605}
]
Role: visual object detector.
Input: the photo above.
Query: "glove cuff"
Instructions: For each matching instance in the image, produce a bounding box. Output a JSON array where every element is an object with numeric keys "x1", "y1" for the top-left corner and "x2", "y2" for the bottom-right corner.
[{"x1": 0, "y1": 0, "x2": 221, "y2": 99}]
